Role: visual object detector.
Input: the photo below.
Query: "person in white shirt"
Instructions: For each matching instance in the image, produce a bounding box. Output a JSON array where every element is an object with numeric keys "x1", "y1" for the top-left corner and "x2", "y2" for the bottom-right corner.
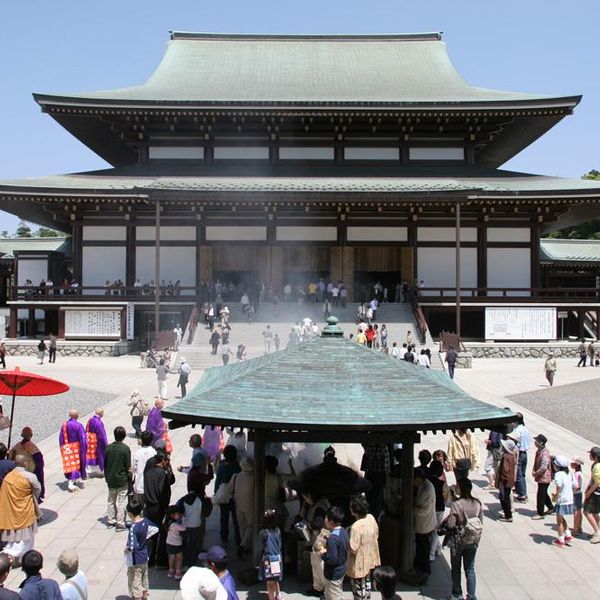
[
  {"x1": 57, "y1": 549, "x2": 88, "y2": 600},
  {"x1": 390, "y1": 343, "x2": 401, "y2": 359},
  {"x1": 418, "y1": 350, "x2": 431, "y2": 368},
  {"x1": 132, "y1": 431, "x2": 157, "y2": 507}
]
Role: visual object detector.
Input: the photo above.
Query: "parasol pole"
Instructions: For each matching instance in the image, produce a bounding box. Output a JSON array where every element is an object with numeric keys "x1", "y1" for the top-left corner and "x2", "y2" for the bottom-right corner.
[{"x1": 6, "y1": 384, "x2": 16, "y2": 449}]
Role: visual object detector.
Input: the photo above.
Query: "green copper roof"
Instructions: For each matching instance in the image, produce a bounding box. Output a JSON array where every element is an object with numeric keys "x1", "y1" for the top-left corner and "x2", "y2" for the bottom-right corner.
[
  {"x1": 540, "y1": 238, "x2": 600, "y2": 264},
  {"x1": 34, "y1": 33, "x2": 578, "y2": 108},
  {"x1": 162, "y1": 333, "x2": 514, "y2": 432}
]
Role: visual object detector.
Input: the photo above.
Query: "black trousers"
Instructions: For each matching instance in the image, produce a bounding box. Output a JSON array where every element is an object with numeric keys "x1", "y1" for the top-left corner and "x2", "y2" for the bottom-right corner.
[
  {"x1": 219, "y1": 499, "x2": 241, "y2": 545},
  {"x1": 145, "y1": 504, "x2": 167, "y2": 567},
  {"x1": 48, "y1": 348, "x2": 56, "y2": 363},
  {"x1": 536, "y1": 483, "x2": 554, "y2": 516},
  {"x1": 414, "y1": 532, "x2": 432, "y2": 575}
]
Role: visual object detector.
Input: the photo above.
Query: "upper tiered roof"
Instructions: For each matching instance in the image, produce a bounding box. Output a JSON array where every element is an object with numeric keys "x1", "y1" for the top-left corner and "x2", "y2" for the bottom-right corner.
[{"x1": 34, "y1": 32, "x2": 579, "y2": 108}]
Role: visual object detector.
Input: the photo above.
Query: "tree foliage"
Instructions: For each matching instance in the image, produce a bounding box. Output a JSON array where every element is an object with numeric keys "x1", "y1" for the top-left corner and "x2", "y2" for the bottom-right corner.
[
  {"x1": 15, "y1": 220, "x2": 32, "y2": 238},
  {"x1": 543, "y1": 170, "x2": 600, "y2": 239},
  {"x1": 36, "y1": 227, "x2": 61, "y2": 237}
]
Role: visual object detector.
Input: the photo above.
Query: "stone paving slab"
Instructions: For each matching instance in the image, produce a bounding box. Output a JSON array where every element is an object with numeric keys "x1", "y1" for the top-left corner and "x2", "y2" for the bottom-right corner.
[{"x1": 1, "y1": 354, "x2": 599, "y2": 599}]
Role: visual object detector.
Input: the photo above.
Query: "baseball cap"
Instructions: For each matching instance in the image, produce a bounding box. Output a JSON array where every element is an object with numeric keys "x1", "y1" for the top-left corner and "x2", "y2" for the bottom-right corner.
[
  {"x1": 198, "y1": 545, "x2": 228, "y2": 563},
  {"x1": 533, "y1": 434, "x2": 548, "y2": 446},
  {"x1": 180, "y1": 567, "x2": 228, "y2": 600}
]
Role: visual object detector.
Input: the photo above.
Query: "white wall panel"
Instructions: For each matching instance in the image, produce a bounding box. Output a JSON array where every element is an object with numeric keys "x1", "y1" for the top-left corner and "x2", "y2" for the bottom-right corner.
[
  {"x1": 279, "y1": 147, "x2": 334, "y2": 160},
  {"x1": 417, "y1": 247, "x2": 477, "y2": 294},
  {"x1": 487, "y1": 227, "x2": 531, "y2": 243},
  {"x1": 205, "y1": 226, "x2": 267, "y2": 241},
  {"x1": 214, "y1": 147, "x2": 269, "y2": 159},
  {"x1": 276, "y1": 227, "x2": 337, "y2": 242},
  {"x1": 347, "y1": 227, "x2": 407, "y2": 242},
  {"x1": 83, "y1": 226, "x2": 126, "y2": 241},
  {"x1": 409, "y1": 147, "x2": 464, "y2": 160},
  {"x1": 344, "y1": 147, "x2": 399, "y2": 160},
  {"x1": 136, "y1": 247, "x2": 196, "y2": 292},
  {"x1": 136, "y1": 226, "x2": 196, "y2": 241},
  {"x1": 487, "y1": 248, "x2": 530, "y2": 296},
  {"x1": 149, "y1": 146, "x2": 204, "y2": 159},
  {"x1": 417, "y1": 227, "x2": 477, "y2": 242},
  {"x1": 82, "y1": 247, "x2": 126, "y2": 289},
  {"x1": 17, "y1": 259, "x2": 47, "y2": 285}
]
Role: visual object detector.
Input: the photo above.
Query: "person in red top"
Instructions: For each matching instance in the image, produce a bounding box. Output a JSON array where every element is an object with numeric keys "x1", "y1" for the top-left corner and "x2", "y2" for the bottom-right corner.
[{"x1": 365, "y1": 326, "x2": 376, "y2": 349}]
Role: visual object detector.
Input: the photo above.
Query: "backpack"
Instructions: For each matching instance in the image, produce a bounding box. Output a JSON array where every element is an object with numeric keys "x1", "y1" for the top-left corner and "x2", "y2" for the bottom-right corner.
[{"x1": 455, "y1": 502, "x2": 483, "y2": 546}]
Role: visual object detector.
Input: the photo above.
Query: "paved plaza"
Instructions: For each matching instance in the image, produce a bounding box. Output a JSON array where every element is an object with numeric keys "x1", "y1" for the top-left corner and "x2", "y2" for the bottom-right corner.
[{"x1": 0, "y1": 351, "x2": 599, "y2": 599}]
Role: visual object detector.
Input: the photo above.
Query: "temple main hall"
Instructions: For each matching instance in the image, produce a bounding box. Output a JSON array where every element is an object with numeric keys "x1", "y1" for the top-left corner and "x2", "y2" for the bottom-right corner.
[{"x1": 1, "y1": 32, "x2": 600, "y2": 342}]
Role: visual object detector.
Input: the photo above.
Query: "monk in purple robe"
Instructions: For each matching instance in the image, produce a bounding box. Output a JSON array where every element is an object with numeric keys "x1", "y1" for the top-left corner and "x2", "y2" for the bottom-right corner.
[
  {"x1": 146, "y1": 399, "x2": 165, "y2": 448},
  {"x1": 85, "y1": 408, "x2": 108, "y2": 476},
  {"x1": 58, "y1": 409, "x2": 87, "y2": 492}
]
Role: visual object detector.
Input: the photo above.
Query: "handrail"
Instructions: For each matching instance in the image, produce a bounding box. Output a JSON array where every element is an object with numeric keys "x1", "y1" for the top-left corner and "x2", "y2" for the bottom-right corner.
[
  {"x1": 186, "y1": 303, "x2": 201, "y2": 345},
  {"x1": 11, "y1": 284, "x2": 200, "y2": 300},
  {"x1": 416, "y1": 286, "x2": 600, "y2": 301},
  {"x1": 408, "y1": 289, "x2": 428, "y2": 344}
]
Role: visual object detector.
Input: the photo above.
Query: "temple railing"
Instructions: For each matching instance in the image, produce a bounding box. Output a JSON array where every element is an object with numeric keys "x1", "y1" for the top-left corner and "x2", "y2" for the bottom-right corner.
[
  {"x1": 416, "y1": 287, "x2": 600, "y2": 302},
  {"x1": 408, "y1": 289, "x2": 429, "y2": 344},
  {"x1": 185, "y1": 303, "x2": 201, "y2": 345},
  {"x1": 11, "y1": 285, "x2": 199, "y2": 301}
]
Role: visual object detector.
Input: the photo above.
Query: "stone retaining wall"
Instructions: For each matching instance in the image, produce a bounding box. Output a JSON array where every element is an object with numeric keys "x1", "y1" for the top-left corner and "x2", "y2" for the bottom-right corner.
[
  {"x1": 464, "y1": 343, "x2": 583, "y2": 359},
  {"x1": 5, "y1": 340, "x2": 138, "y2": 357}
]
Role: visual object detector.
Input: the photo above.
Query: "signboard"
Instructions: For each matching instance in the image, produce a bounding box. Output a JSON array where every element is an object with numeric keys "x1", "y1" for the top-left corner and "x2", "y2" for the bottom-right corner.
[
  {"x1": 126, "y1": 303, "x2": 135, "y2": 340},
  {"x1": 485, "y1": 307, "x2": 556, "y2": 340},
  {"x1": 65, "y1": 309, "x2": 122, "y2": 339}
]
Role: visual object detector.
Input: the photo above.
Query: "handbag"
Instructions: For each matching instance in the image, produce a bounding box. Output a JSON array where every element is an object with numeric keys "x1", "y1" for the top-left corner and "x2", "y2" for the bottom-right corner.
[
  {"x1": 262, "y1": 554, "x2": 282, "y2": 578},
  {"x1": 292, "y1": 520, "x2": 311, "y2": 543},
  {"x1": 60, "y1": 422, "x2": 81, "y2": 474},
  {"x1": 213, "y1": 482, "x2": 233, "y2": 504},
  {"x1": 455, "y1": 458, "x2": 472, "y2": 472},
  {"x1": 85, "y1": 422, "x2": 98, "y2": 461}
]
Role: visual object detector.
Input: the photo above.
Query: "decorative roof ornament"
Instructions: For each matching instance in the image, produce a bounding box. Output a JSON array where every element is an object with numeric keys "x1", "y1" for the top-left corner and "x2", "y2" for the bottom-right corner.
[{"x1": 321, "y1": 316, "x2": 344, "y2": 337}]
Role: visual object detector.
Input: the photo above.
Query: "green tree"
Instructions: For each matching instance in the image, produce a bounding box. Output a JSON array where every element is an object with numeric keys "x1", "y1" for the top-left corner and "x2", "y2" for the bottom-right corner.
[
  {"x1": 543, "y1": 169, "x2": 600, "y2": 239},
  {"x1": 36, "y1": 227, "x2": 61, "y2": 237},
  {"x1": 15, "y1": 220, "x2": 32, "y2": 238}
]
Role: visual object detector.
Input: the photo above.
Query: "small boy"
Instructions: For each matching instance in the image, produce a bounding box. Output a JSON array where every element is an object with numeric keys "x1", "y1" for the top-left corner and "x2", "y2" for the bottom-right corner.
[
  {"x1": 373, "y1": 565, "x2": 403, "y2": 600},
  {"x1": 199, "y1": 545, "x2": 239, "y2": 600},
  {"x1": 125, "y1": 501, "x2": 151, "y2": 600},
  {"x1": 320, "y1": 506, "x2": 348, "y2": 600}
]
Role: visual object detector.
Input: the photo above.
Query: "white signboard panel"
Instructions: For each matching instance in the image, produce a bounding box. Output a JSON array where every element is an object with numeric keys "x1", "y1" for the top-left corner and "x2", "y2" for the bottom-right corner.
[
  {"x1": 65, "y1": 309, "x2": 122, "y2": 339},
  {"x1": 485, "y1": 307, "x2": 556, "y2": 340},
  {"x1": 126, "y1": 303, "x2": 135, "y2": 340}
]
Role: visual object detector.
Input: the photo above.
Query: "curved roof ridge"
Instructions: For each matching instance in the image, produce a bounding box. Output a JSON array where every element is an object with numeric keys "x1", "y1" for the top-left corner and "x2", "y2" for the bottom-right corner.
[{"x1": 169, "y1": 31, "x2": 443, "y2": 42}]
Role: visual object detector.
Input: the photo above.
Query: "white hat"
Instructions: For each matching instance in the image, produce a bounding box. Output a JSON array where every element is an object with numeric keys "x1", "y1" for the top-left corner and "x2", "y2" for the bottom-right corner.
[
  {"x1": 180, "y1": 567, "x2": 228, "y2": 600},
  {"x1": 553, "y1": 455, "x2": 570, "y2": 469},
  {"x1": 501, "y1": 439, "x2": 516, "y2": 454},
  {"x1": 507, "y1": 431, "x2": 521, "y2": 443}
]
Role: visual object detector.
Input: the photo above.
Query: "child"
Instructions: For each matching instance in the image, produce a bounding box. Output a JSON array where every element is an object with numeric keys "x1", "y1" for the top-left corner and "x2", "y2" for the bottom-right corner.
[
  {"x1": 571, "y1": 456, "x2": 585, "y2": 535},
  {"x1": 125, "y1": 500, "x2": 151, "y2": 600},
  {"x1": 320, "y1": 506, "x2": 348, "y2": 600},
  {"x1": 551, "y1": 455, "x2": 574, "y2": 548},
  {"x1": 373, "y1": 565, "x2": 403, "y2": 600},
  {"x1": 165, "y1": 505, "x2": 186, "y2": 579},
  {"x1": 257, "y1": 509, "x2": 282, "y2": 600}
]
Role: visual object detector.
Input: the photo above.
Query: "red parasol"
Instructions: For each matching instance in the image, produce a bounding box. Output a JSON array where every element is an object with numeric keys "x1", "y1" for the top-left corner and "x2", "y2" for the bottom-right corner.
[{"x1": 0, "y1": 366, "x2": 70, "y2": 447}]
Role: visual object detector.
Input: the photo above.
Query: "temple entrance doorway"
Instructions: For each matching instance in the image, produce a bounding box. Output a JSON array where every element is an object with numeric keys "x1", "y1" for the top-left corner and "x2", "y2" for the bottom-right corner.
[{"x1": 354, "y1": 271, "x2": 402, "y2": 303}]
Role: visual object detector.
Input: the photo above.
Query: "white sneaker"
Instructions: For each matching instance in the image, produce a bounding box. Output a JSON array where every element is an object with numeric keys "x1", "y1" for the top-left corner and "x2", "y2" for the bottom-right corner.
[{"x1": 67, "y1": 482, "x2": 77, "y2": 493}]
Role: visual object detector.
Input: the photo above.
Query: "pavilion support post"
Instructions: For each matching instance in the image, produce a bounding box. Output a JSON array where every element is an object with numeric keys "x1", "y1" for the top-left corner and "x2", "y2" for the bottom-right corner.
[
  {"x1": 596, "y1": 308, "x2": 600, "y2": 341},
  {"x1": 8, "y1": 307, "x2": 17, "y2": 339},
  {"x1": 399, "y1": 434, "x2": 415, "y2": 574},
  {"x1": 154, "y1": 197, "x2": 161, "y2": 341},
  {"x1": 252, "y1": 428, "x2": 267, "y2": 549}
]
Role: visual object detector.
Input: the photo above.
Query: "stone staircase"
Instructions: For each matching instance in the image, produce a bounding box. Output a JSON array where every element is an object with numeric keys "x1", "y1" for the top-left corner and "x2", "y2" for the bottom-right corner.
[{"x1": 179, "y1": 302, "x2": 443, "y2": 371}]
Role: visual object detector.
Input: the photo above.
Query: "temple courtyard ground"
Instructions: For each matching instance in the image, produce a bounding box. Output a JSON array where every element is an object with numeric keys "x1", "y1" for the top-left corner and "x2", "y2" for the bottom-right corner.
[{"x1": 0, "y1": 350, "x2": 599, "y2": 599}]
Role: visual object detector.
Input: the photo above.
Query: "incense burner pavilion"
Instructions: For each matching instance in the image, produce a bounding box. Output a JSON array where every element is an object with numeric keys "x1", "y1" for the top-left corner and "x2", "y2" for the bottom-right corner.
[{"x1": 1, "y1": 32, "x2": 600, "y2": 343}]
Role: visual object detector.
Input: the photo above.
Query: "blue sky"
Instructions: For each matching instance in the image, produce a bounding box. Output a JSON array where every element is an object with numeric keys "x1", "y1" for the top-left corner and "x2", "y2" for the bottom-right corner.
[{"x1": 1, "y1": 0, "x2": 599, "y2": 232}]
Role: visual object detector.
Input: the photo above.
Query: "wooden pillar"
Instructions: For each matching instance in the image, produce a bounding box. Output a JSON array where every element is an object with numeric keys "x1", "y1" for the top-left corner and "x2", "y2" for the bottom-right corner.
[
  {"x1": 596, "y1": 308, "x2": 600, "y2": 342},
  {"x1": 530, "y1": 222, "x2": 540, "y2": 294},
  {"x1": 342, "y1": 247, "x2": 354, "y2": 302},
  {"x1": 126, "y1": 223, "x2": 136, "y2": 288},
  {"x1": 58, "y1": 309, "x2": 65, "y2": 339},
  {"x1": 199, "y1": 246, "x2": 213, "y2": 283},
  {"x1": 400, "y1": 434, "x2": 415, "y2": 574},
  {"x1": 72, "y1": 223, "x2": 83, "y2": 283},
  {"x1": 578, "y1": 309, "x2": 585, "y2": 340},
  {"x1": 27, "y1": 309, "x2": 35, "y2": 338},
  {"x1": 477, "y1": 224, "x2": 487, "y2": 293},
  {"x1": 154, "y1": 198, "x2": 161, "y2": 339},
  {"x1": 270, "y1": 246, "x2": 284, "y2": 294},
  {"x1": 195, "y1": 220, "x2": 205, "y2": 291},
  {"x1": 8, "y1": 307, "x2": 17, "y2": 339},
  {"x1": 252, "y1": 429, "x2": 267, "y2": 549},
  {"x1": 330, "y1": 247, "x2": 342, "y2": 283}
]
